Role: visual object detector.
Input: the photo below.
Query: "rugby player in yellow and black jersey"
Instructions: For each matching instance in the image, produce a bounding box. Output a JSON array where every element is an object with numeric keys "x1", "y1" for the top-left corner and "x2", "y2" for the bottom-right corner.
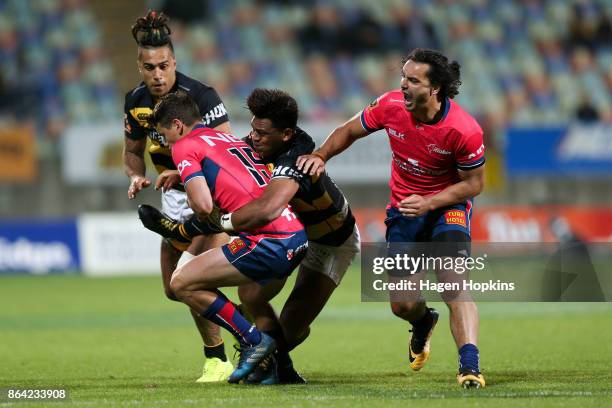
[
  {"x1": 124, "y1": 70, "x2": 229, "y2": 177},
  {"x1": 138, "y1": 88, "x2": 360, "y2": 384},
  {"x1": 123, "y1": 10, "x2": 233, "y2": 383}
]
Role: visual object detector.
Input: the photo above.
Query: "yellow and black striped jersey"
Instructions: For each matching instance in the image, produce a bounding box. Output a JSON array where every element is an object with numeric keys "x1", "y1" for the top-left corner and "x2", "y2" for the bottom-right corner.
[
  {"x1": 247, "y1": 128, "x2": 355, "y2": 246},
  {"x1": 124, "y1": 71, "x2": 229, "y2": 175}
]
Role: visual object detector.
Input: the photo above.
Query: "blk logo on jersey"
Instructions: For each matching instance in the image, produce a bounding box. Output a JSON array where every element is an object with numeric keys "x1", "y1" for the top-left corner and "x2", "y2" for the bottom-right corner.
[
  {"x1": 177, "y1": 160, "x2": 192, "y2": 175},
  {"x1": 389, "y1": 128, "x2": 405, "y2": 140},
  {"x1": 445, "y1": 210, "x2": 467, "y2": 227}
]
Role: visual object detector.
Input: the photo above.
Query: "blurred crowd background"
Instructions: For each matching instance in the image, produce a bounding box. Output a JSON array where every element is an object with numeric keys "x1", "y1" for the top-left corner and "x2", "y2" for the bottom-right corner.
[{"x1": 0, "y1": 0, "x2": 611, "y2": 217}]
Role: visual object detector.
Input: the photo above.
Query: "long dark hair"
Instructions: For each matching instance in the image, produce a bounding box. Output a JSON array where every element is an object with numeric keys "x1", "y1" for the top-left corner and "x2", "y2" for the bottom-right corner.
[
  {"x1": 131, "y1": 10, "x2": 174, "y2": 53},
  {"x1": 406, "y1": 48, "x2": 461, "y2": 99}
]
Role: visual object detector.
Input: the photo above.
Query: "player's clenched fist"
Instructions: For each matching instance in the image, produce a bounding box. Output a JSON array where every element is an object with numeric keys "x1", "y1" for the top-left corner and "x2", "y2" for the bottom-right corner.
[
  {"x1": 398, "y1": 194, "x2": 432, "y2": 217},
  {"x1": 128, "y1": 175, "x2": 151, "y2": 199}
]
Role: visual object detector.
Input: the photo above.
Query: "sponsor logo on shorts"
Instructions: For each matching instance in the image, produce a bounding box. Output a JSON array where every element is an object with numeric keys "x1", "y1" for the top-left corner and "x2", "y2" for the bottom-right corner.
[
  {"x1": 445, "y1": 210, "x2": 467, "y2": 227},
  {"x1": 296, "y1": 242, "x2": 308, "y2": 254},
  {"x1": 228, "y1": 238, "x2": 246, "y2": 254},
  {"x1": 287, "y1": 241, "x2": 308, "y2": 261}
]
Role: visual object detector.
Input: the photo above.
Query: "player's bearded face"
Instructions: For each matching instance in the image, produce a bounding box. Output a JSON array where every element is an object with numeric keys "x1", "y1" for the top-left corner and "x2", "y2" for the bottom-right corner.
[{"x1": 138, "y1": 46, "x2": 177, "y2": 98}]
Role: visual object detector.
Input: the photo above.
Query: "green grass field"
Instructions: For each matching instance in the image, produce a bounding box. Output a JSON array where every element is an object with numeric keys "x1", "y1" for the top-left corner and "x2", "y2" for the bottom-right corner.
[{"x1": 1, "y1": 267, "x2": 611, "y2": 407}]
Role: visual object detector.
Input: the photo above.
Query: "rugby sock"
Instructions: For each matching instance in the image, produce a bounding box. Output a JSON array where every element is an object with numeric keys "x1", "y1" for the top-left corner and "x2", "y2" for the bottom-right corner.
[
  {"x1": 458, "y1": 343, "x2": 480, "y2": 372},
  {"x1": 409, "y1": 305, "x2": 431, "y2": 328},
  {"x1": 202, "y1": 292, "x2": 262, "y2": 346},
  {"x1": 204, "y1": 341, "x2": 227, "y2": 362},
  {"x1": 179, "y1": 218, "x2": 204, "y2": 240}
]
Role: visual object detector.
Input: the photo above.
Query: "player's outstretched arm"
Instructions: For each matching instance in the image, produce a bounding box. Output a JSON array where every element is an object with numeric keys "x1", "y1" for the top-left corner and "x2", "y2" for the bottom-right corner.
[
  {"x1": 399, "y1": 166, "x2": 485, "y2": 217},
  {"x1": 225, "y1": 178, "x2": 299, "y2": 232},
  {"x1": 296, "y1": 112, "x2": 369, "y2": 176},
  {"x1": 124, "y1": 136, "x2": 151, "y2": 199}
]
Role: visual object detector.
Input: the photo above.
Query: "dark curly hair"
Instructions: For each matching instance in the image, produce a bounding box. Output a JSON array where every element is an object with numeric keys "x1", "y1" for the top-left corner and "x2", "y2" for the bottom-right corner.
[
  {"x1": 406, "y1": 48, "x2": 461, "y2": 100},
  {"x1": 131, "y1": 10, "x2": 174, "y2": 53},
  {"x1": 247, "y1": 88, "x2": 298, "y2": 130}
]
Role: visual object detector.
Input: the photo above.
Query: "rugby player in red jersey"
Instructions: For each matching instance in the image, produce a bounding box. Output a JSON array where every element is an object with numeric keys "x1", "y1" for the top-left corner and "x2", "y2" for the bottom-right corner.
[
  {"x1": 148, "y1": 91, "x2": 308, "y2": 384},
  {"x1": 139, "y1": 88, "x2": 360, "y2": 384},
  {"x1": 298, "y1": 48, "x2": 486, "y2": 388}
]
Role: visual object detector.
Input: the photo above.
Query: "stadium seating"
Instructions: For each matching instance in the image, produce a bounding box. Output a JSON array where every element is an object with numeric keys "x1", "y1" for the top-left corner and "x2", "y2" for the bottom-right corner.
[
  {"x1": 164, "y1": 0, "x2": 611, "y2": 125},
  {"x1": 0, "y1": 0, "x2": 119, "y2": 143},
  {"x1": 0, "y1": 0, "x2": 610, "y2": 143}
]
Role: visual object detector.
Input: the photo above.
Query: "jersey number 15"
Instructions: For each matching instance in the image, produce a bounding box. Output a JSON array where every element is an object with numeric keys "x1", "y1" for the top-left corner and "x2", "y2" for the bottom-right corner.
[{"x1": 227, "y1": 147, "x2": 269, "y2": 187}]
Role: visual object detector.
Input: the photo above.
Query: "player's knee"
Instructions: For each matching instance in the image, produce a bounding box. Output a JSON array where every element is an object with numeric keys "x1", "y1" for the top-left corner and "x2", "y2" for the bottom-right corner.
[
  {"x1": 160, "y1": 271, "x2": 179, "y2": 301},
  {"x1": 390, "y1": 301, "x2": 420, "y2": 319},
  {"x1": 163, "y1": 287, "x2": 179, "y2": 302},
  {"x1": 238, "y1": 284, "x2": 260, "y2": 306},
  {"x1": 390, "y1": 302, "x2": 408, "y2": 318},
  {"x1": 169, "y1": 271, "x2": 189, "y2": 301}
]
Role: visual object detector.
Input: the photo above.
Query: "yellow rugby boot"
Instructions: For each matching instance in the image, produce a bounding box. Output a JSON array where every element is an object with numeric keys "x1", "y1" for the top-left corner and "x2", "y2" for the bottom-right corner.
[
  {"x1": 408, "y1": 307, "x2": 439, "y2": 371},
  {"x1": 457, "y1": 369, "x2": 486, "y2": 389},
  {"x1": 196, "y1": 357, "x2": 234, "y2": 383}
]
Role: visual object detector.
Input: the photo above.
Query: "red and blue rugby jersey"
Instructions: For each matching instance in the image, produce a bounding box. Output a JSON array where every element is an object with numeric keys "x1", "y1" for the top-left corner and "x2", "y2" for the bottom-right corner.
[
  {"x1": 360, "y1": 90, "x2": 485, "y2": 207},
  {"x1": 172, "y1": 125, "x2": 303, "y2": 234}
]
